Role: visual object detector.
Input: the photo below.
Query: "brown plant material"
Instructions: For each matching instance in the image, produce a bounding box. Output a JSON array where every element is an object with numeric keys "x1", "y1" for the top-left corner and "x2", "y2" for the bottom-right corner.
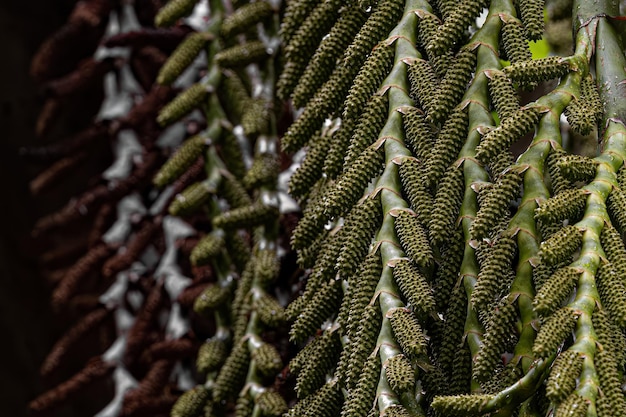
[
  {"x1": 146, "y1": 338, "x2": 198, "y2": 361},
  {"x1": 41, "y1": 306, "x2": 113, "y2": 377},
  {"x1": 30, "y1": 152, "x2": 89, "y2": 195},
  {"x1": 116, "y1": 86, "x2": 174, "y2": 130},
  {"x1": 29, "y1": 356, "x2": 114, "y2": 413},
  {"x1": 177, "y1": 236, "x2": 200, "y2": 257},
  {"x1": 102, "y1": 217, "x2": 163, "y2": 277},
  {"x1": 40, "y1": 239, "x2": 87, "y2": 269},
  {"x1": 120, "y1": 395, "x2": 179, "y2": 417},
  {"x1": 45, "y1": 57, "x2": 117, "y2": 97},
  {"x1": 131, "y1": 46, "x2": 169, "y2": 92},
  {"x1": 69, "y1": 0, "x2": 115, "y2": 27},
  {"x1": 51, "y1": 243, "x2": 116, "y2": 310},
  {"x1": 22, "y1": 123, "x2": 111, "y2": 161},
  {"x1": 30, "y1": 21, "x2": 105, "y2": 83},
  {"x1": 157, "y1": 156, "x2": 206, "y2": 215},
  {"x1": 36, "y1": 98, "x2": 64, "y2": 138},
  {"x1": 34, "y1": 151, "x2": 161, "y2": 234},
  {"x1": 124, "y1": 281, "x2": 166, "y2": 365},
  {"x1": 177, "y1": 282, "x2": 209, "y2": 308},
  {"x1": 104, "y1": 26, "x2": 192, "y2": 50},
  {"x1": 191, "y1": 264, "x2": 214, "y2": 283},
  {"x1": 88, "y1": 203, "x2": 117, "y2": 247},
  {"x1": 124, "y1": 359, "x2": 174, "y2": 402}
]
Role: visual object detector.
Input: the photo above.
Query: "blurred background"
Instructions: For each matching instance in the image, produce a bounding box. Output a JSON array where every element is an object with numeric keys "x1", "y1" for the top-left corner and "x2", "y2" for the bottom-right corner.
[{"x1": 0, "y1": 2, "x2": 77, "y2": 416}]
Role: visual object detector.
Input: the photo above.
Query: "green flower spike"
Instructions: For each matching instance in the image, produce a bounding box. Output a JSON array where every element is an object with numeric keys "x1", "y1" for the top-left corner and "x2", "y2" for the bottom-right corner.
[
  {"x1": 398, "y1": 158, "x2": 433, "y2": 226},
  {"x1": 502, "y1": 56, "x2": 570, "y2": 87},
  {"x1": 289, "y1": 279, "x2": 342, "y2": 343},
  {"x1": 545, "y1": 349, "x2": 584, "y2": 402},
  {"x1": 193, "y1": 284, "x2": 231, "y2": 317},
  {"x1": 426, "y1": 106, "x2": 469, "y2": 186},
  {"x1": 344, "y1": 41, "x2": 395, "y2": 121},
  {"x1": 534, "y1": 188, "x2": 587, "y2": 225},
  {"x1": 157, "y1": 83, "x2": 211, "y2": 127},
  {"x1": 563, "y1": 75, "x2": 603, "y2": 135},
  {"x1": 158, "y1": 32, "x2": 212, "y2": 86},
  {"x1": 196, "y1": 338, "x2": 229, "y2": 374},
  {"x1": 213, "y1": 339, "x2": 250, "y2": 402},
  {"x1": 343, "y1": 302, "x2": 382, "y2": 389},
  {"x1": 518, "y1": 0, "x2": 545, "y2": 40},
  {"x1": 289, "y1": 132, "x2": 326, "y2": 200},
  {"x1": 337, "y1": 194, "x2": 383, "y2": 276},
  {"x1": 242, "y1": 153, "x2": 279, "y2": 191},
  {"x1": 600, "y1": 224, "x2": 626, "y2": 280},
  {"x1": 190, "y1": 231, "x2": 225, "y2": 266},
  {"x1": 292, "y1": 331, "x2": 341, "y2": 397},
  {"x1": 279, "y1": 0, "x2": 321, "y2": 46},
  {"x1": 606, "y1": 186, "x2": 626, "y2": 233},
  {"x1": 416, "y1": 11, "x2": 451, "y2": 78},
  {"x1": 388, "y1": 307, "x2": 428, "y2": 362},
  {"x1": 431, "y1": 394, "x2": 495, "y2": 417},
  {"x1": 215, "y1": 41, "x2": 269, "y2": 68},
  {"x1": 218, "y1": 173, "x2": 252, "y2": 209},
  {"x1": 344, "y1": 249, "x2": 382, "y2": 341},
  {"x1": 487, "y1": 69, "x2": 519, "y2": 121},
  {"x1": 556, "y1": 154, "x2": 597, "y2": 182},
  {"x1": 532, "y1": 307, "x2": 580, "y2": 359},
  {"x1": 401, "y1": 106, "x2": 434, "y2": 163},
  {"x1": 472, "y1": 300, "x2": 517, "y2": 382},
  {"x1": 475, "y1": 106, "x2": 541, "y2": 164},
  {"x1": 171, "y1": 385, "x2": 211, "y2": 417},
  {"x1": 554, "y1": 392, "x2": 588, "y2": 417},
  {"x1": 255, "y1": 390, "x2": 288, "y2": 417},
  {"x1": 153, "y1": 134, "x2": 211, "y2": 187},
  {"x1": 280, "y1": 0, "x2": 342, "y2": 98},
  {"x1": 169, "y1": 181, "x2": 215, "y2": 216},
  {"x1": 255, "y1": 294, "x2": 286, "y2": 328},
  {"x1": 500, "y1": 19, "x2": 532, "y2": 64},
  {"x1": 323, "y1": 144, "x2": 385, "y2": 219},
  {"x1": 284, "y1": 0, "x2": 342, "y2": 66},
  {"x1": 344, "y1": 94, "x2": 390, "y2": 170},
  {"x1": 470, "y1": 168, "x2": 522, "y2": 240},
  {"x1": 538, "y1": 225, "x2": 582, "y2": 266},
  {"x1": 155, "y1": 0, "x2": 200, "y2": 27},
  {"x1": 429, "y1": 48, "x2": 476, "y2": 124},
  {"x1": 220, "y1": 2, "x2": 273, "y2": 38},
  {"x1": 394, "y1": 210, "x2": 433, "y2": 270},
  {"x1": 433, "y1": 227, "x2": 464, "y2": 310},
  {"x1": 471, "y1": 230, "x2": 517, "y2": 311},
  {"x1": 392, "y1": 259, "x2": 435, "y2": 320},
  {"x1": 595, "y1": 262, "x2": 626, "y2": 328},
  {"x1": 212, "y1": 201, "x2": 278, "y2": 230},
  {"x1": 252, "y1": 343, "x2": 283, "y2": 378},
  {"x1": 384, "y1": 353, "x2": 415, "y2": 395},
  {"x1": 426, "y1": 0, "x2": 489, "y2": 55},
  {"x1": 341, "y1": 353, "x2": 381, "y2": 417},
  {"x1": 407, "y1": 58, "x2": 438, "y2": 116},
  {"x1": 532, "y1": 266, "x2": 579, "y2": 317},
  {"x1": 547, "y1": 148, "x2": 572, "y2": 195},
  {"x1": 428, "y1": 163, "x2": 464, "y2": 247},
  {"x1": 235, "y1": 394, "x2": 254, "y2": 417},
  {"x1": 290, "y1": 5, "x2": 368, "y2": 107}
]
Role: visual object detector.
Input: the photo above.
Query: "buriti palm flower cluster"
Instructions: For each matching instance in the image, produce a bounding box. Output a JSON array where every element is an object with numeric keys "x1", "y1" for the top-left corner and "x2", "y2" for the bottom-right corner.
[{"x1": 279, "y1": 0, "x2": 626, "y2": 416}]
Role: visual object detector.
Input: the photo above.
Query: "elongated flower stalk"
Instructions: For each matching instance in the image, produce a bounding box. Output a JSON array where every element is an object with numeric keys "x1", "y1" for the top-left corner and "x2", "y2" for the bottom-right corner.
[{"x1": 281, "y1": 0, "x2": 626, "y2": 415}]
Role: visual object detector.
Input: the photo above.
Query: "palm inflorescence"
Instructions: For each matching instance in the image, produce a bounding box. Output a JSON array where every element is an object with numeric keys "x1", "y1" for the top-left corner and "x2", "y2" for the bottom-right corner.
[{"x1": 27, "y1": 0, "x2": 626, "y2": 416}]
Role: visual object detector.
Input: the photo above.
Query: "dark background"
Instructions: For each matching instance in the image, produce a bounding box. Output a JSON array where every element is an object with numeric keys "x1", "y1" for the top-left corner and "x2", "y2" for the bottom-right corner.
[{"x1": 0, "y1": 1, "x2": 76, "y2": 415}]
